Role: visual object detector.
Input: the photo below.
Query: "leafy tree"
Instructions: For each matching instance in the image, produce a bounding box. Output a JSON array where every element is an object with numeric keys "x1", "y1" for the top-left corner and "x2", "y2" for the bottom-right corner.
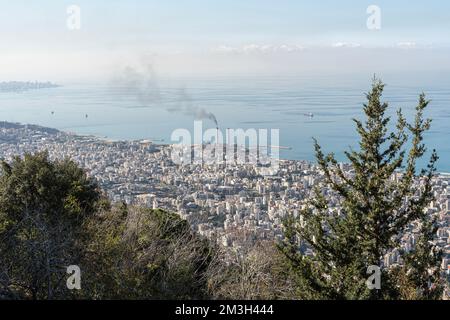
[
  {"x1": 0, "y1": 152, "x2": 216, "y2": 300},
  {"x1": 208, "y1": 242, "x2": 296, "y2": 300},
  {"x1": 280, "y1": 79, "x2": 443, "y2": 299},
  {"x1": 81, "y1": 206, "x2": 215, "y2": 299},
  {"x1": 0, "y1": 152, "x2": 101, "y2": 299}
]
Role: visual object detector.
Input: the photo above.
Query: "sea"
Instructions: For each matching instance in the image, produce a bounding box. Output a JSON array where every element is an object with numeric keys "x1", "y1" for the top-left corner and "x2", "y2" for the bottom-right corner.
[{"x1": 1, "y1": 74, "x2": 449, "y2": 172}]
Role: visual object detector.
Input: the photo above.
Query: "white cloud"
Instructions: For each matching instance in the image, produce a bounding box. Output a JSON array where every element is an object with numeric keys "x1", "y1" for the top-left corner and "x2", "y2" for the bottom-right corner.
[
  {"x1": 212, "y1": 44, "x2": 305, "y2": 54},
  {"x1": 213, "y1": 45, "x2": 239, "y2": 54},
  {"x1": 396, "y1": 41, "x2": 417, "y2": 49},
  {"x1": 332, "y1": 42, "x2": 361, "y2": 48}
]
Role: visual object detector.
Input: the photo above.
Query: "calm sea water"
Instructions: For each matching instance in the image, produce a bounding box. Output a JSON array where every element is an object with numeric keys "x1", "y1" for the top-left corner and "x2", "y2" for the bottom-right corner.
[{"x1": 1, "y1": 75, "x2": 449, "y2": 172}]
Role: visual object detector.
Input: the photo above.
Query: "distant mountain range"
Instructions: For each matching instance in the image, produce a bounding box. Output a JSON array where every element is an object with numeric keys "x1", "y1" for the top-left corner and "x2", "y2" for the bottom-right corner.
[{"x1": 0, "y1": 81, "x2": 60, "y2": 92}]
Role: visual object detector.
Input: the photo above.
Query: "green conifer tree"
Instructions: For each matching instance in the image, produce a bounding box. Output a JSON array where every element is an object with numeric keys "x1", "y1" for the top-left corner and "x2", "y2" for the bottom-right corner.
[{"x1": 280, "y1": 78, "x2": 443, "y2": 300}]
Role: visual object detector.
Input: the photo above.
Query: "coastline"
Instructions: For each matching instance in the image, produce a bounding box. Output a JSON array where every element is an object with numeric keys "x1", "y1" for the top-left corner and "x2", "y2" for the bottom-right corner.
[{"x1": 1, "y1": 120, "x2": 449, "y2": 175}]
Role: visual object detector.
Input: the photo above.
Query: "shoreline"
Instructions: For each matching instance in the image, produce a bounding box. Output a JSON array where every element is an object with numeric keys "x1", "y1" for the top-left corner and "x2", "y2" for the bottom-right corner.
[{"x1": 2, "y1": 120, "x2": 449, "y2": 175}]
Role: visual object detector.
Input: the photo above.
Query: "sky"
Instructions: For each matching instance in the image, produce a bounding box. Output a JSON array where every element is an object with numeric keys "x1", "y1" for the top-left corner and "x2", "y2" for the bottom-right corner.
[{"x1": 1, "y1": 0, "x2": 450, "y2": 81}]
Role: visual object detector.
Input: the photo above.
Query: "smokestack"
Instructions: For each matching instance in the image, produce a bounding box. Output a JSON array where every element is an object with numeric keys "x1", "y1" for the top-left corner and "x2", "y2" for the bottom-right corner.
[
  {"x1": 216, "y1": 127, "x2": 219, "y2": 146},
  {"x1": 226, "y1": 128, "x2": 233, "y2": 164}
]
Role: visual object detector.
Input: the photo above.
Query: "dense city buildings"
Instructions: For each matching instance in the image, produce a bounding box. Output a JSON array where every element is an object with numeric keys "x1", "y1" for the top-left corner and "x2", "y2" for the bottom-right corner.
[
  {"x1": 1, "y1": 121, "x2": 449, "y2": 286},
  {"x1": 0, "y1": 81, "x2": 60, "y2": 92}
]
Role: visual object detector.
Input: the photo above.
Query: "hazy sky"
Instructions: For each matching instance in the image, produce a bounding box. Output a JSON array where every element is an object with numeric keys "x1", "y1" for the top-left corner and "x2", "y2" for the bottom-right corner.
[{"x1": 1, "y1": 1, "x2": 450, "y2": 81}]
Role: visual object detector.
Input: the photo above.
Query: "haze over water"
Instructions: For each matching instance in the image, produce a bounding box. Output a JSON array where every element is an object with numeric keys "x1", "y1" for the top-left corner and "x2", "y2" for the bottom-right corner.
[{"x1": 1, "y1": 74, "x2": 449, "y2": 172}]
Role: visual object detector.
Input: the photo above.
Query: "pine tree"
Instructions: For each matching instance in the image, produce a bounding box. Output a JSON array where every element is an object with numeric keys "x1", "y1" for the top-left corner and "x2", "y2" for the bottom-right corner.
[{"x1": 280, "y1": 78, "x2": 443, "y2": 300}]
